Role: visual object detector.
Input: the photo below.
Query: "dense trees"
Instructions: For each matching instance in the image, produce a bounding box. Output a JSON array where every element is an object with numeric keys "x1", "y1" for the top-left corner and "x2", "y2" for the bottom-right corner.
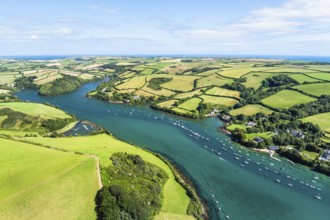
[
  {"x1": 96, "y1": 153, "x2": 168, "y2": 220},
  {"x1": 0, "y1": 107, "x2": 75, "y2": 134},
  {"x1": 14, "y1": 76, "x2": 38, "y2": 89},
  {"x1": 262, "y1": 74, "x2": 298, "y2": 87},
  {"x1": 39, "y1": 75, "x2": 87, "y2": 96}
]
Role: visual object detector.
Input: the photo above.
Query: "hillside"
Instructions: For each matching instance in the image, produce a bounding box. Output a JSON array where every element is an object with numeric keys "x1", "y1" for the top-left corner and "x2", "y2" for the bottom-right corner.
[{"x1": 0, "y1": 100, "x2": 203, "y2": 220}]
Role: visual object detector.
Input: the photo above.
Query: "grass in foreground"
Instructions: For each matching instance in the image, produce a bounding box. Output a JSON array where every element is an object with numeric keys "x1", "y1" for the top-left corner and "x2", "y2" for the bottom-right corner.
[
  {"x1": 261, "y1": 90, "x2": 316, "y2": 109},
  {"x1": 21, "y1": 134, "x2": 192, "y2": 217},
  {"x1": 0, "y1": 138, "x2": 98, "y2": 220}
]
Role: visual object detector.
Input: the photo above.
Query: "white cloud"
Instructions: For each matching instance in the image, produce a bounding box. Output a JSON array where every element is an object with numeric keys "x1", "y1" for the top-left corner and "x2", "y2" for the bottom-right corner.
[
  {"x1": 54, "y1": 28, "x2": 72, "y2": 36},
  {"x1": 30, "y1": 35, "x2": 39, "y2": 40},
  {"x1": 184, "y1": 0, "x2": 330, "y2": 52}
]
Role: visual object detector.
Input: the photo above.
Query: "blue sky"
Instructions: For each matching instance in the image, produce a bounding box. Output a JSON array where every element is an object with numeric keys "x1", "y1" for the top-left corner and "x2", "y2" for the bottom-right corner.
[{"x1": 1, "y1": 0, "x2": 330, "y2": 56}]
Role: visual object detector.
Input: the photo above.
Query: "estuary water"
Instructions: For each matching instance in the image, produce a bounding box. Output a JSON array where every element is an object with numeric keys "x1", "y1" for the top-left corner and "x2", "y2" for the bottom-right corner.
[{"x1": 16, "y1": 82, "x2": 330, "y2": 220}]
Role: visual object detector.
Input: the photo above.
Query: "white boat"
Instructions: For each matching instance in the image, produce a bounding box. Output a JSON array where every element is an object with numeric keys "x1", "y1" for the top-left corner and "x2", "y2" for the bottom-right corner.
[
  {"x1": 288, "y1": 183, "x2": 293, "y2": 187},
  {"x1": 225, "y1": 215, "x2": 230, "y2": 219},
  {"x1": 315, "y1": 192, "x2": 322, "y2": 200},
  {"x1": 275, "y1": 179, "x2": 280, "y2": 183}
]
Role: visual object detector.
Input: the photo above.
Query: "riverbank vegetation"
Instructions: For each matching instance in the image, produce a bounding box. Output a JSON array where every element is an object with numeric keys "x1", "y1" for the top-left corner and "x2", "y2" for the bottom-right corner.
[{"x1": 38, "y1": 75, "x2": 87, "y2": 96}]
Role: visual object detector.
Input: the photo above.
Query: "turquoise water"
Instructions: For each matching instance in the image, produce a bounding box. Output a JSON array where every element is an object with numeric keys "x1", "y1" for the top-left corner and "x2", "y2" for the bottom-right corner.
[{"x1": 16, "y1": 82, "x2": 330, "y2": 220}]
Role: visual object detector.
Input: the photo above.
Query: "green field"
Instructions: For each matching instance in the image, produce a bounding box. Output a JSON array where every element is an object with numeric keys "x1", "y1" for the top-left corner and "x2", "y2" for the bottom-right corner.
[
  {"x1": 141, "y1": 68, "x2": 156, "y2": 75},
  {"x1": 196, "y1": 73, "x2": 233, "y2": 88},
  {"x1": 306, "y1": 66, "x2": 330, "y2": 72},
  {"x1": 261, "y1": 90, "x2": 316, "y2": 109},
  {"x1": 156, "y1": 99, "x2": 178, "y2": 108},
  {"x1": 141, "y1": 86, "x2": 176, "y2": 97},
  {"x1": 226, "y1": 124, "x2": 248, "y2": 131},
  {"x1": 174, "y1": 89, "x2": 202, "y2": 99},
  {"x1": 134, "y1": 89, "x2": 157, "y2": 97},
  {"x1": 21, "y1": 134, "x2": 192, "y2": 217},
  {"x1": 0, "y1": 74, "x2": 17, "y2": 84},
  {"x1": 289, "y1": 74, "x2": 320, "y2": 84},
  {"x1": 293, "y1": 83, "x2": 330, "y2": 97},
  {"x1": 264, "y1": 68, "x2": 316, "y2": 73},
  {"x1": 242, "y1": 72, "x2": 274, "y2": 89},
  {"x1": 230, "y1": 104, "x2": 273, "y2": 116},
  {"x1": 301, "y1": 112, "x2": 330, "y2": 133},
  {"x1": 301, "y1": 150, "x2": 320, "y2": 160},
  {"x1": 219, "y1": 67, "x2": 270, "y2": 78},
  {"x1": 205, "y1": 87, "x2": 240, "y2": 98},
  {"x1": 119, "y1": 71, "x2": 136, "y2": 78},
  {"x1": 200, "y1": 95, "x2": 238, "y2": 106},
  {"x1": 246, "y1": 132, "x2": 273, "y2": 140},
  {"x1": 172, "y1": 107, "x2": 192, "y2": 115},
  {"x1": 305, "y1": 73, "x2": 330, "y2": 81},
  {"x1": 0, "y1": 89, "x2": 10, "y2": 94},
  {"x1": 0, "y1": 138, "x2": 98, "y2": 220},
  {"x1": 178, "y1": 97, "x2": 202, "y2": 111},
  {"x1": 161, "y1": 75, "x2": 199, "y2": 92},
  {"x1": 116, "y1": 76, "x2": 146, "y2": 89},
  {"x1": 0, "y1": 102, "x2": 71, "y2": 119}
]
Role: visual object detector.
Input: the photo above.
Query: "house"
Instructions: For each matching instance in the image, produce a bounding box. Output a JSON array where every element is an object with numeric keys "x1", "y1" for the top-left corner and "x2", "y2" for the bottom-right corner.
[
  {"x1": 286, "y1": 129, "x2": 305, "y2": 139},
  {"x1": 291, "y1": 130, "x2": 305, "y2": 139},
  {"x1": 269, "y1": 146, "x2": 280, "y2": 151},
  {"x1": 246, "y1": 121, "x2": 257, "y2": 127},
  {"x1": 320, "y1": 150, "x2": 330, "y2": 161},
  {"x1": 253, "y1": 137, "x2": 264, "y2": 143},
  {"x1": 221, "y1": 115, "x2": 231, "y2": 122}
]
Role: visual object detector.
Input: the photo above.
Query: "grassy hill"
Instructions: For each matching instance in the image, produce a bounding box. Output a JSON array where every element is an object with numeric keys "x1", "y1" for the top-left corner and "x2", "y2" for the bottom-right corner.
[
  {"x1": 0, "y1": 102, "x2": 75, "y2": 134},
  {"x1": 0, "y1": 138, "x2": 98, "y2": 220},
  {"x1": 0, "y1": 99, "x2": 202, "y2": 220},
  {"x1": 19, "y1": 134, "x2": 196, "y2": 219}
]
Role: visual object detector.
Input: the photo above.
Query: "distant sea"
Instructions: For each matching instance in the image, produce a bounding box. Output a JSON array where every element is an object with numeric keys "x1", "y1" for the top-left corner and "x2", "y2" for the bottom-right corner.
[{"x1": 1, "y1": 54, "x2": 330, "y2": 62}]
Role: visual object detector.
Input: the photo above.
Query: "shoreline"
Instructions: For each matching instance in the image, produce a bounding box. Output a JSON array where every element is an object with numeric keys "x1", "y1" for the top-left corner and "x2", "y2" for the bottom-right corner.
[{"x1": 218, "y1": 122, "x2": 330, "y2": 176}]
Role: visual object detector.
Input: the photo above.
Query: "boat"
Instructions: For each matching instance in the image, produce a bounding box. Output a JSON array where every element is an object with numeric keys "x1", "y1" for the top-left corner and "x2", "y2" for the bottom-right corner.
[
  {"x1": 276, "y1": 179, "x2": 280, "y2": 183},
  {"x1": 288, "y1": 183, "x2": 293, "y2": 187},
  {"x1": 234, "y1": 156, "x2": 240, "y2": 160},
  {"x1": 225, "y1": 215, "x2": 230, "y2": 219},
  {"x1": 315, "y1": 192, "x2": 322, "y2": 200}
]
